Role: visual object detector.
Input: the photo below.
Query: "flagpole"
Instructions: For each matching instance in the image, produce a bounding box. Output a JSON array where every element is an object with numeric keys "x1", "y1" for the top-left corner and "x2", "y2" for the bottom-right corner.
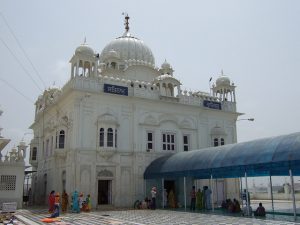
[{"x1": 209, "y1": 77, "x2": 212, "y2": 95}]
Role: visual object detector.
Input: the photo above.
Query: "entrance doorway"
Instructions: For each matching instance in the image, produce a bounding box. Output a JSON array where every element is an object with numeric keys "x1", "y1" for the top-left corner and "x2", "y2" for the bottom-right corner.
[
  {"x1": 98, "y1": 180, "x2": 112, "y2": 205},
  {"x1": 164, "y1": 180, "x2": 175, "y2": 194}
]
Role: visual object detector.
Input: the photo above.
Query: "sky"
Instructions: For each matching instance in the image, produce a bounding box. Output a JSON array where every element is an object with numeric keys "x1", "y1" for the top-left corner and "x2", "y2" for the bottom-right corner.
[{"x1": 0, "y1": 0, "x2": 300, "y2": 174}]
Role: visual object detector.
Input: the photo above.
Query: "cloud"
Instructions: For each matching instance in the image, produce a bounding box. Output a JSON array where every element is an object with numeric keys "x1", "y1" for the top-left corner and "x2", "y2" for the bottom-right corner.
[{"x1": 50, "y1": 60, "x2": 69, "y2": 87}]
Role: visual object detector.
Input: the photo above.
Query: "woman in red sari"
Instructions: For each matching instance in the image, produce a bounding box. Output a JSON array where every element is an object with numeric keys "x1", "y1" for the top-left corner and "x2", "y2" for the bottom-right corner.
[{"x1": 48, "y1": 190, "x2": 55, "y2": 213}]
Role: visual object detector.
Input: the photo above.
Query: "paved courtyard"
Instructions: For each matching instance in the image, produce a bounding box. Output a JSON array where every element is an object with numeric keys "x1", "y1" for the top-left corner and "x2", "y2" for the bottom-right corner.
[{"x1": 16, "y1": 209, "x2": 300, "y2": 225}]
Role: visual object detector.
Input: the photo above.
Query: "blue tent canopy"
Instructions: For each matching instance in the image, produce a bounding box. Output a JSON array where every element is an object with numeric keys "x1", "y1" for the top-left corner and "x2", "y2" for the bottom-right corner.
[{"x1": 144, "y1": 132, "x2": 300, "y2": 179}]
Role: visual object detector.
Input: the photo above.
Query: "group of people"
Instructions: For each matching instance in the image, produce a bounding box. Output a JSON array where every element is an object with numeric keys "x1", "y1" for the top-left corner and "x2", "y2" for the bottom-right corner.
[
  {"x1": 136, "y1": 185, "x2": 266, "y2": 218},
  {"x1": 191, "y1": 186, "x2": 212, "y2": 211},
  {"x1": 48, "y1": 190, "x2": 91, "y2": 217},
  {"x1": 71, "y1": 191, "x2": 92, "y2": 213},
  {"x1": 221, "y1": 198, "x2": 241, "y2": 213}
]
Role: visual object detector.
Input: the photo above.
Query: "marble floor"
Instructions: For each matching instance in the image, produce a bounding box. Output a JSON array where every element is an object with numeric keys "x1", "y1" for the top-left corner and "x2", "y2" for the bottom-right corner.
[{"x1": 16, "y1": 209, "x2": 300, "y2": 225}]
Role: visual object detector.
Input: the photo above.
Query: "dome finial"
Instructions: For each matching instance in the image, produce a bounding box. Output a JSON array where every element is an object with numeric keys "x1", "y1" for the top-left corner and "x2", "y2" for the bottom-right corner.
[
  {"x1": 122, "y1": 12, "x2": 130, "y2": 32},
  {"x1": 221, "y1": 69, "x2": 224, "y2": 76},
  {"x1": 84, "y1": 36, "x2": 87, "y2": 44}
]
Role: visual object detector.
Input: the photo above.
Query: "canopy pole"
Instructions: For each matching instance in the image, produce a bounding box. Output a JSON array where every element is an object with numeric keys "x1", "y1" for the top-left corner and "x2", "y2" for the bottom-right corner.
[
  {"x1": 240, "y1": 177, "x2": 244, "y2": 208},
  {"x1": 184, "y1": 176, "x2": 187, "y2": 211},
  {"x1": 216, "y1": 178, "x2": 219, "y2": 207},
  {"x1": 162, "y1": 178, "x2": 164, "y2": 209},
  {"x1": 289, "y1": 169, "x2": 297, "y2": 220},
  {"x1": 245, "y1": 172, "x2": 250, "y2": 216},
  {"x1": 269, "y1": 174, "x2": 274, "y2": 213},
  {"x1": 210, "y1": 174, "x2": 214, "y2": 212},
  {"x1": 144, "y1": 179, "x2": 146, "y2": 199}
]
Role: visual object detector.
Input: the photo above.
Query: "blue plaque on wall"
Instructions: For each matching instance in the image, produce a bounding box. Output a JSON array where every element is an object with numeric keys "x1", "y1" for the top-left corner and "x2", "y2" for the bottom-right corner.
[
  {"x1": 104, "y1": 84, "x2": 128, "y2": 96},
  {"x1": 203, "y1": 100, "x2": 222, "y2": 110}
]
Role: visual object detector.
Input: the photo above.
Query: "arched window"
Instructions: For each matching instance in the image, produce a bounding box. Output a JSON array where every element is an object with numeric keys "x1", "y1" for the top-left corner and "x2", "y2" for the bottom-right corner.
[
  {"x1": 99, "y1": 128, "x2": 104, "y2": 147},
  {"x1": 214, "y1": 138, "x2": 219, "y2": 147},
  {"x1": 107, "y1": 128, "x2": 113, "y2": 147},
  {"x1": 58, "y1": 130, "x2": 65, "y2": 149},
  {"x1": 221, "y1": 138, "x2": 225, "y2": 146},
  {"x1": 111, "y1": 62, "x2": 116, "y2": 69}
]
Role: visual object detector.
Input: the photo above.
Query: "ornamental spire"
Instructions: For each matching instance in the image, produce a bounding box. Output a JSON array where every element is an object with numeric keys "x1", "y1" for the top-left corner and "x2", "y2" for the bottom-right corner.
[{"x1": 122, "y1": 12, "x2": 130, "y2": 32}]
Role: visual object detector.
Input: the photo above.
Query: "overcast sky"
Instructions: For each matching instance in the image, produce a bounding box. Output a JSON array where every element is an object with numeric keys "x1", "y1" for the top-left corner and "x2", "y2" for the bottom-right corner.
[{"x1": 1, "y1": 0, "x2": 300, "y2": 166}]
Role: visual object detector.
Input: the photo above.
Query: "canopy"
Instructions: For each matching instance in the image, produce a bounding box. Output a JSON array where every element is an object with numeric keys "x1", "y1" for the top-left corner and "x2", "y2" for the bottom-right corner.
[{"x1": 144, "y1": 132, "x2": 300, "y2": 179}]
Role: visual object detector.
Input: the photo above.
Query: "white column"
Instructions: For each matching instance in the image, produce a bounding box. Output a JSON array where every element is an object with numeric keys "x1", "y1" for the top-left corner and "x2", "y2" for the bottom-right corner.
[
  {"x1": 184, "y1": 177, "x2": 186, "y2": 211},
  {"x1": 71, "y1": 64, "x2": 74, "y2": 78},
  {"x1": 269, "y1": 175, "x2": 274, "y2": 213},
  {"x1": 289, "y1": 169, "x2": 297, "y2": 220},
  {"x1": 233, "y1": 90, "x2": 236, "y2": 102},
  {"x1": 76, "y1": 60, "x2": 79, "y2": 76}
]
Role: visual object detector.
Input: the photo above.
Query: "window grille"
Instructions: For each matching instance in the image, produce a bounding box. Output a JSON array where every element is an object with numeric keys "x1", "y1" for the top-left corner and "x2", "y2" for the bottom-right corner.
[{"x1": 0, "y1": 175, "x2": 16, "y2": 191}]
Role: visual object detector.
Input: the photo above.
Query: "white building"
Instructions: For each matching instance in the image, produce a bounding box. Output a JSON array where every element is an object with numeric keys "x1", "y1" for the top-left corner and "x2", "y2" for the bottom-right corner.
[
  {"x1": 29, "y1": 15, "x2": 241, "y2": 208},
  {"x1": 0, "y1": 108, "x2": 27, "y2": 209}
]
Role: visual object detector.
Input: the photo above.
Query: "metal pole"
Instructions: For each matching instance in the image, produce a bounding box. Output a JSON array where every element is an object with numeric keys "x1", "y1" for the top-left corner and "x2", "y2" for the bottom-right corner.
[
  {"x1": 216, "y1": 178, "x2": 219, "y2": 207},
  {"x1": 245, "y1": 172, "x2": 250, "y2": 216},
  {"x1": 144, "y1": 179, "x2": 146, "y2": 200},
  {"x1": 269, "y1": 174, "x2": 274, "y2": 213},
  {"x1": 162, "y1": 178, "x2": 164, "y2": 209},
  {"x1": 240, "y1": 177, "x2": 243, "y2": 208},
  {"x1": 289, "y1": 169, "x2": 297, "y2": 220},
  {"x1": 184, "y1": 177, "x2": 186, "y2": 211},
  {"x1": 210, "y1": 174, "x2": 214, "y2": 212}
]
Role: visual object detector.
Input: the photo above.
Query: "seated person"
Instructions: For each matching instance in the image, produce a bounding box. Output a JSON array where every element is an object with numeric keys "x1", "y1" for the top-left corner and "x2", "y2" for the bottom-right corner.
[
  {"x1": 141, "y1": 198, "x2": 148, "y2": 209},
  {"x1": 254, "y1": 202, "x2": 266, "y2": 217},
  {"x1": 233, "y1": 198, "x2": 241, "y2": 213},
  {"x1": 227, "y1": 199, "x2": 234, "y2": 213},
  {"x1": 50, "y1": 204, "x2": 60, "y2": 218}
]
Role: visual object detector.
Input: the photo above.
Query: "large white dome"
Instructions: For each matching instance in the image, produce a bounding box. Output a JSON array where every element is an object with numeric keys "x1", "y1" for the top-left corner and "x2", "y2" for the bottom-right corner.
[{"x1": 99, "y1": 32, "x2": 155, "y2": 66}]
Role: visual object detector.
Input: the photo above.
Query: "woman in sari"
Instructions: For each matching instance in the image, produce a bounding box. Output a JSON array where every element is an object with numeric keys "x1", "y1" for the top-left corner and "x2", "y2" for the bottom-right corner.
[
  {"x1": 48, "y1": 190, "x2": 55, "y2": 213},
  {"x1": 62, "y1": 190, "x2": 69, "y2": 212},
  {"x1": 72, "y1": 191, "x2": 80, "y2": 213}
]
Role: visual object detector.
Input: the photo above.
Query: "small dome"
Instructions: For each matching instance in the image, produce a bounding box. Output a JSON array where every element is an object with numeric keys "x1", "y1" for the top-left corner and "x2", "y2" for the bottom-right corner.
[
  {"x1": 216, "y1": 75, "x2": 231, "y2": 87},
  {"x1": 161, "y1": 59, "x2": 171, "y2": 69},
  {"x1": 104, "y1": 49, "x2": 120, "y2": 60},
  {"x1": 75, "y1": 42, "x2": 94, "y2": 56},
  {"x1": 211, "y1": 126, "x2": 226, "y2": 136}
]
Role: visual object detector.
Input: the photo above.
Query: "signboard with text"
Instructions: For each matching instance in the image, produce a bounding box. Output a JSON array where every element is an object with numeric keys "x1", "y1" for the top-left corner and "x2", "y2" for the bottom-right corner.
[
  {"x1": 203, "y1": 100, "x2": 222, "y2": 110},
  {"x1": 104, "y1": 84, "x2": 128, "y2": 96}
]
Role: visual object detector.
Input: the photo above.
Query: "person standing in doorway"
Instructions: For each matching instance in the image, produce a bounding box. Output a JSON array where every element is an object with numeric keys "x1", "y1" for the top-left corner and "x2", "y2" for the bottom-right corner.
[
  {"x1": 190, "y1": 186, "x2": 196, "y2": 211},
  {"x1": 151, "y1": 187, "x2": 157, "y2": 210}
]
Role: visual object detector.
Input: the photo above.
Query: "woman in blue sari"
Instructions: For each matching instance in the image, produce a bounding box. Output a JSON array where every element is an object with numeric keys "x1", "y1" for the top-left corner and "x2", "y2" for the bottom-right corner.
[{"x1": 72, "y1": 191, "x2": 80, "y2": 213}]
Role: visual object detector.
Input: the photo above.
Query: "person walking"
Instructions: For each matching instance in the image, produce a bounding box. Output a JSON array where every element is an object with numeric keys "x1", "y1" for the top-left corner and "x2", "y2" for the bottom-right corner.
[{"x1": 190, "y1": 186, "x2": 196, "y2": 211}]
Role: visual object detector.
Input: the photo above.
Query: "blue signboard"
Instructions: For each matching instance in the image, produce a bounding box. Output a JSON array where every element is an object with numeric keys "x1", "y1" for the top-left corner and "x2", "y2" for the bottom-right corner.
[
  {"x1": 104, "y1": 84, "x2": 128, "y2": 96},
  {"x1": 203, "y1": 100, "x2": 222, "y2": 110}
]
